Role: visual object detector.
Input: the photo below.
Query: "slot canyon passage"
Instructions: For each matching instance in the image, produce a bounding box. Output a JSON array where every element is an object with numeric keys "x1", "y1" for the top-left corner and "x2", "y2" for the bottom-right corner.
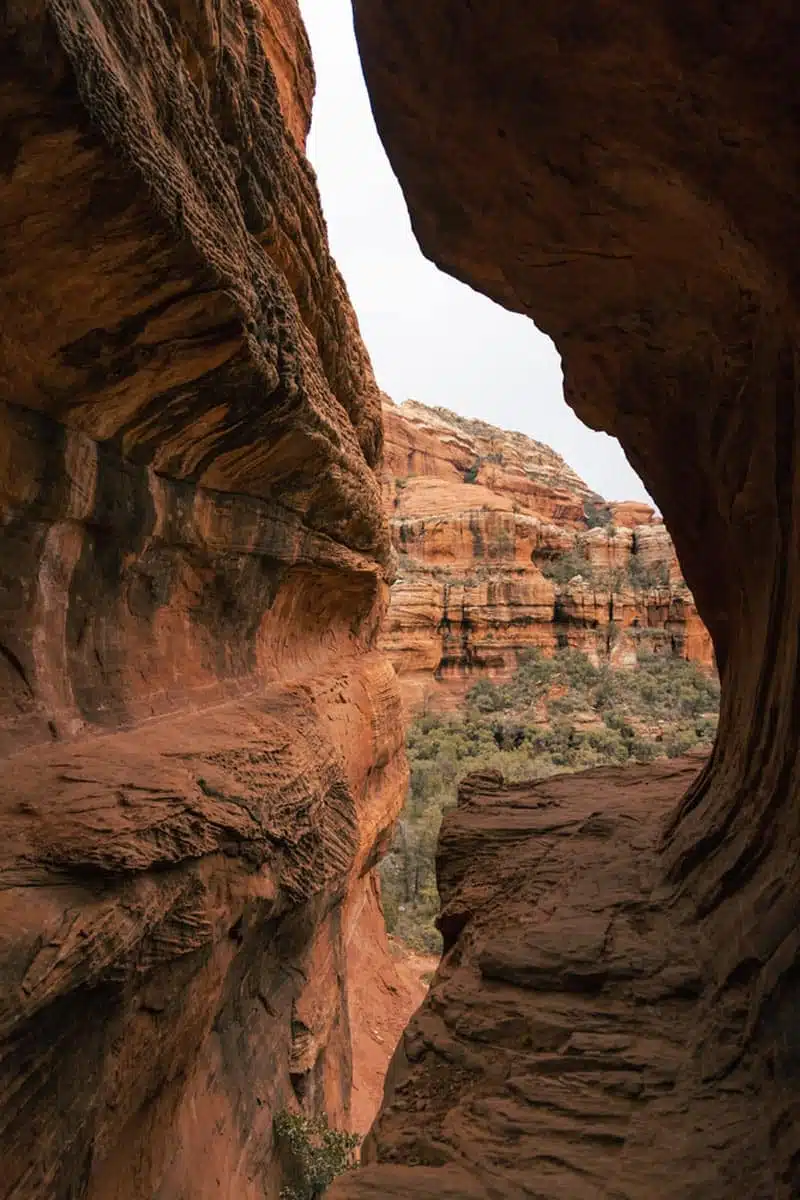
[{"x1": 0, "y1": 5, "x2": 796, "y2": 1200}]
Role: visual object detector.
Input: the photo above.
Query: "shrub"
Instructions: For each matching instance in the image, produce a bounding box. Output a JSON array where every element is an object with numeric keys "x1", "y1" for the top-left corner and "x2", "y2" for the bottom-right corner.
[
  {"x1": 584, "y1": 500, "x2": 613, "y2": 528},
  {"x1": 467, "y1": 678, "x2": 510, "y2": 712},
  {"x1": 586, "y1": 727, "x2": 629, "y2": 761},
  {"x1": 463, "y1": 456, "x2": 481, "y2": 483},
  {"x1": 274, "y1": 1110, "x2": 360, "y2": 1200},
  {"x1": 608, "y1": 566, "x2": 627, "y2": 592},
  {"x1": 694, "y1": 717, "x2": 718, "y2": 742},
  {"x1": 629, "y1": 736, "x2": 659, "y2": 762},
  {"x1": 628, "y1": 557, "x2": 670, "y2": 589},
  {"x1": 540, "y1": 549, "x2": 593, "y2": 585},
  {"x1": 664, "y1": 728, "x2": 700, "y2": 758}
]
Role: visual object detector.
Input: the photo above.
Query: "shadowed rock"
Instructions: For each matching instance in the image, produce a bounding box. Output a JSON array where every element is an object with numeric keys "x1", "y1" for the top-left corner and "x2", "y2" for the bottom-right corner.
[{"x1": 337, "y1": 2, "x2": 799, "y2": 1195}]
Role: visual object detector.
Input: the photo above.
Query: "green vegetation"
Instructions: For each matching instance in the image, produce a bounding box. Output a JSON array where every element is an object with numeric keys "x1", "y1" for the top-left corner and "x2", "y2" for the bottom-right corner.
[
  {"x1": 463, "y1": 456, "x2": 481, "y2": 483},
  {"x1": 274, "y1": 1110, "x2": 359, "y2": 1199},
  {"x1": 540, "y1": 548, "x2": 670, "y2": 590},
  {"x1": 583, "y1": 499, "x2": 613, "y2": 528},
  {"x1": 381, "y1": 648, "x2": 720, "y2": 954},
  {"x1": 628, "y1": 556, "x2": 670, "y2": 589},
  {"x1": 539, "y1": 549, "x2": 592, "y2": 584}
]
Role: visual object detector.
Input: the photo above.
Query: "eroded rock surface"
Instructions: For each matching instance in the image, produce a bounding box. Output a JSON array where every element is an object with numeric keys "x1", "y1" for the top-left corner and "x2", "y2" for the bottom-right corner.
[
  {"x1": 332, "y1": 761, "x2": 776, "y2": 1199},
  {"x1": 346, "y1": 874, "x2": 435, "y2": 1135},
  {"x1": 0, "y1": 2, "x2": 404, "y2": 1196},
  {"x1": 349, "y1": 2, "x2": 799, "y2": 1195},
  {"x1": 382, "y1": 399, "x2": 712, "y2": 713}
]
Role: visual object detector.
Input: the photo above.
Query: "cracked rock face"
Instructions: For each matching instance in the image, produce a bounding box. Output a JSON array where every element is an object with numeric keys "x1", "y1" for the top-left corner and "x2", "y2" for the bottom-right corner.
[
  {"x1": 343, "y1": 2, "x2": 799, "y2": 1196},
  {"x1": 0, "y1": 2, "x2": 405, "y2": 1196}
]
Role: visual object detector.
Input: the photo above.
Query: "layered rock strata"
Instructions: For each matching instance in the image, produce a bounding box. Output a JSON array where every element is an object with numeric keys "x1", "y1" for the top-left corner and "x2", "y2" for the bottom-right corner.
[
  {"x1": 382, "y1": 399, "x2": 712, "y2": 712},
  {"x1": 348, "y1": 2, "x2": 799, "y2": 1195},
  {"x1": 0, "y1": 2, "x2": 404, "y2": 1196},
  {"x1": 332, "y1": 760, "x2": 776, "y2": 1199}
]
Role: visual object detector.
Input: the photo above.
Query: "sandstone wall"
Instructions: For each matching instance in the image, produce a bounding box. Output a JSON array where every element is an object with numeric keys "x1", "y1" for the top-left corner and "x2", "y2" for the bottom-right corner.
[
  {"x1": 344, "y1": 3, "x2": 799, "y2": 1195},
  {"x1": 0, "y1": 3, "x2": 405, "y2": 1197},
  {"x1": 381, "y1": 399, "x2": 713, "y2": 713}
]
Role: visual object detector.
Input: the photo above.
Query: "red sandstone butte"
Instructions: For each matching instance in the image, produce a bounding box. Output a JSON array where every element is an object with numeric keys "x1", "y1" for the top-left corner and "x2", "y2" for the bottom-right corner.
[{"x1": 381, "y1": 398, "x2": 712, "y2": 714}]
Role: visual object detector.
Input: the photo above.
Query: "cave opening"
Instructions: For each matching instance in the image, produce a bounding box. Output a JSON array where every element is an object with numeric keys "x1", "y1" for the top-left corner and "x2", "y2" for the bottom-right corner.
[
  {"x1": 299, "y1": 0, "x2": 732, "y2": 1164},
  {"x1": 0, "y1": 0, "x2": 795, "y2": 1196}
]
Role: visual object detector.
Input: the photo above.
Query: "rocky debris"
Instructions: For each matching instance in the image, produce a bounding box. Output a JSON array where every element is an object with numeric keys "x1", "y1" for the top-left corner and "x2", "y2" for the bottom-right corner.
[
  {"x1": 353, "y1": 3, "x2": 799, "y2": 1194},
  {"x1": 381, "y1": 400, "x2": 712, "y2": 713},
  {"x1": 0, "y1": 1, "x2": 405, "y2": 1196}
]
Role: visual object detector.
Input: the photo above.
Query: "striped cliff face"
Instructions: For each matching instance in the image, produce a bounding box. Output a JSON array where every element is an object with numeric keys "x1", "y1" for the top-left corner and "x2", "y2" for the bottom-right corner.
[
  {"x1": 0, "y1": 3, "x2": 405, "y2": 1196},
  {"x1": 380, "y1": 398, "x2": 712, "y2": 716}
]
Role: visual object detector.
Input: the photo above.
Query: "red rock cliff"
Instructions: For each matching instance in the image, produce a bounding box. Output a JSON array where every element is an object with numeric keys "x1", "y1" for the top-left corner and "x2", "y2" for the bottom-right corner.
[
  {"x1": 0, "y1": 3, "x2": 405, "y2": 1197},
  {"x1": 381, "y1": 398, "x2": 713, "y2": 713},
  {"x1": 335, "y1": 3, "x2": 799, "y2": 1196}
]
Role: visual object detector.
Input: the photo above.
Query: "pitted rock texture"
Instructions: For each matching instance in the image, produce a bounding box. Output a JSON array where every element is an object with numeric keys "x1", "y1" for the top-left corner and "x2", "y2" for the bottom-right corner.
[
  {"x1": 382, "y1": 399, "x2": 597, "y2": 521},
  {"x1": 352, "y1": 3, "x2": 798, "y2": 1195},
  {"x1": 331, "y1": 762, "x2": 777, "y2": 1199},
  {"x1": 381, "y1": 399, "x2": 712, "y2": 713},
  {"x1": 0, "y1": 2, "x2": 404, "y2": 1197}
]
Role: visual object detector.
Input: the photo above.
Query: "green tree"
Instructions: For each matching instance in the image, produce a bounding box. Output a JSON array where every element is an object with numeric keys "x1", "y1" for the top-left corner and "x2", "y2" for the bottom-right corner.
[
  {"x1": 382, "y1": 647, "x2": 720, "y2": 952},
  {"x1": 274, "y1": 1111, "x2": 359, "y2": 1199}
]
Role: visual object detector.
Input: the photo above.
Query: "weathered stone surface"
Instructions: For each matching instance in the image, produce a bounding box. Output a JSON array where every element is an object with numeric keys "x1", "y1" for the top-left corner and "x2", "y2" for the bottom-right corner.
[
  {"x1": 346, "y1": 874, "x2": 435, "y2": 1135},
  {"x1": 383, "y1": 399, "x2": 596, "y2": 521},
  {"x1": 0, "y1": 2, "x2": 404, "y2": 1196},
  {"x1": 330, "y1": 1164, "x2": 489, "y2": 1200},
  {"x1": 332, "y1": 762, "x2": 777, "y2": 1198},
  {"x1": 382, "y1": 399, "x2": 712, "y2": 712},
  {"x1": 351, "y1": 3, "x2": 799, "y2": 1195}
]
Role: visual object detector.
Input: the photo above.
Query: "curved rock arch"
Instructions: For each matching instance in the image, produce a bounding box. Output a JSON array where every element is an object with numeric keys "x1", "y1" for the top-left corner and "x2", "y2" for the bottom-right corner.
[{"x1": 342, "y1": 2, "x2": 800, "y2": 1195}]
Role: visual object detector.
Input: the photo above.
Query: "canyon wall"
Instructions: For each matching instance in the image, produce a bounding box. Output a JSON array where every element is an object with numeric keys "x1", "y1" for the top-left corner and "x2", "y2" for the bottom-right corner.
[
  {"x1": 381, "y1": 398, "x2": 712, "y2": 713},
  {"x1": 339, "y1": 2, "x2": 799, "y2": 1197},
  {"x1": 0, "y1": 2, "x2": 406, "y2": 1197}
]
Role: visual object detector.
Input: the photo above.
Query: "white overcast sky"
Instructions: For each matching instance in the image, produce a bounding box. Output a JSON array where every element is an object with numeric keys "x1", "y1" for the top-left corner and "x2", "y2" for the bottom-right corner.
[{"x1": 299, "y1": 0, "x2": 651, "y2": 504}]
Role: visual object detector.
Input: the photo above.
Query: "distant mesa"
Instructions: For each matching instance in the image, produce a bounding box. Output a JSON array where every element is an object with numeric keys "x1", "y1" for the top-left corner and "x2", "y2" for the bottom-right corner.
[{"x1": 380, "y1": 398, "x2": 713, "y2": 714}]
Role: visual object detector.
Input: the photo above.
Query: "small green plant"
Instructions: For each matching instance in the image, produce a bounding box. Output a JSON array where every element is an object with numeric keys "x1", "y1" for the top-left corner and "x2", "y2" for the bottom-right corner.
[
  {"x1": 628, "y1": 557, "x2": 670, "y2": 589},
  {"x1": 274, "y1": 1110, "x2": 360, "y2": 1199},
  {"x1": 463, "y1": 455, "x2": 481, "y2": 483}
]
